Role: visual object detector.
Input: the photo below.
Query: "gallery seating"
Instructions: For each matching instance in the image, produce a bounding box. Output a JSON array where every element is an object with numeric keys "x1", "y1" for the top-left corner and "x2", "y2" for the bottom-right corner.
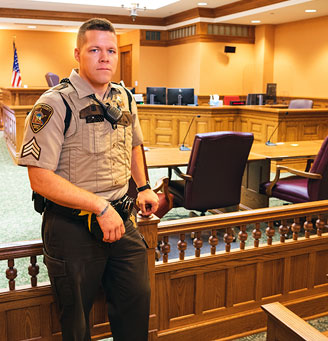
[{"x1": 260, "y1": 136, "x2": 328, "y2": 203}]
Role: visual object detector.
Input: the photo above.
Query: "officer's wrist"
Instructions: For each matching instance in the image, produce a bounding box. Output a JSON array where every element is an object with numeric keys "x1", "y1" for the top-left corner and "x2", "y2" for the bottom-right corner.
[
  {"x1": 136, "y1": 181, "x2": 151, "y2": 193},
  {"x1": 97, "y1": 202, "x2": 110, "y2": 217}
]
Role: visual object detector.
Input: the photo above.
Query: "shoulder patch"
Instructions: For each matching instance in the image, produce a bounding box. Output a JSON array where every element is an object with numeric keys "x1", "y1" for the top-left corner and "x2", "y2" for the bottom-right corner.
[{"x1": 30, "y1": 103, "x2": 54, "y2": 133}]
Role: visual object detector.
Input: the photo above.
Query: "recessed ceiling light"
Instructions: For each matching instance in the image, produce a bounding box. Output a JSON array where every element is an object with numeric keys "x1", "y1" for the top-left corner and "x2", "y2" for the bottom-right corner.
[
  {"x1": 198, "y1": 2, "x2": 207, "y2": 5},
  {"x1": 27, "y1": 25, "x2": 37, "y2": 29},
  {"x1": 305, "y1": 9, "x2": 317, "y2": 13},
  {"x1": 251, "y1": 20, "x2": 261, "y2": 23}
]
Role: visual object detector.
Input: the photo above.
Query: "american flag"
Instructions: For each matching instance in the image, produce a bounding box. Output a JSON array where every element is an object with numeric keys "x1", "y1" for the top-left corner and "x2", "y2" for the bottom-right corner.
[{"x1": 11, "y1": 42, "x2": 22, "y2": 88}]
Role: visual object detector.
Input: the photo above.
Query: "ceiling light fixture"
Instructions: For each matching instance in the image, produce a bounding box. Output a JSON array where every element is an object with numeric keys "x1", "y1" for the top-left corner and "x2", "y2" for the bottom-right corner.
[
  {"x1": 305, "y1": 9, "x2": 317, "y2": 13},
  {"x1": 28, "y1": 25, "x2": 37, "y2": 29},
  {"x1": 251, "y1": 20, "x2": 261, "y2": 23},
  {"x1": 197, "y1": 2, "x2": 208, "y2": 5},
  {"x1": 121, "y1": 3, "x2": 146, "y2": 21}
]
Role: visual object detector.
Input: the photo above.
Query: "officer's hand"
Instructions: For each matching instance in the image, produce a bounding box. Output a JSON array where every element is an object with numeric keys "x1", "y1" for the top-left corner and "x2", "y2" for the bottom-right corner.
[
  {"x1": 137, "y1": 189, "x2": 159, "y2": 216},
  {"x1": 96, "y1": 205, "x2": 125, "y2": 243}
]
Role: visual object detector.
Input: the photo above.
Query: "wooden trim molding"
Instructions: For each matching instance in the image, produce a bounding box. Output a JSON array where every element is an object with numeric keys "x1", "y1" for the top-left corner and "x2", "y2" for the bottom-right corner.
[
  {"x1": 213, "y1": 0, "x2": 287, "y2": 17},
  {"x1": 0, "y1": 1, "x2": 290, "y2": 29},
  {"x1": 140, "y1": 23, "x2": 255, "y2": 47},
  {"x1": 0, "y1": 8, "x2": 165, "y2": 26}
]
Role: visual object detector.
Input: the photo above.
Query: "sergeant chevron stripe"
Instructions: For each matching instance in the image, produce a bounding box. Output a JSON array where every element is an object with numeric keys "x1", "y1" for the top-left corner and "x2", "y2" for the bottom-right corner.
[{"x1": 21, "y1": 137, "x2": 41, "y2": 160}]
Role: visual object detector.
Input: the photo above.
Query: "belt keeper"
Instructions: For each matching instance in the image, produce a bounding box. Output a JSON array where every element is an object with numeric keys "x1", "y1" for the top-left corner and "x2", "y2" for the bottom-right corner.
[{"x1": 96, "y1": 202, "x2": 110, "y2": 217}]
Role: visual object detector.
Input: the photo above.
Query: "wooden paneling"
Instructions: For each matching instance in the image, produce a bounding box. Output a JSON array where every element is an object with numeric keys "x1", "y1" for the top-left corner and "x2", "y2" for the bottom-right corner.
[
  {"x1": 170, "y1": 276, "x2": 195, "y2": 318},
  {"x1": 315, "y1": 250, "x2": 328, "y2": 286},
  {"x1": 7, "y1": 306, "x2": 42, "y2": 340},
  {"x1": 261, "y1": 259, "x2": 284, "y2": 298},
  {"x1": 138, "y1": 104, "x2": 328, "y2": 148},
  {"x1": 290, "y1": 254, "x2": 309, "y2": 292},
  {"x1": 234, "y1": 264, "x2": 257, "y2": 304},
  {"x1": 203, "y1": 270, "x2": 226, "y2": 311}
]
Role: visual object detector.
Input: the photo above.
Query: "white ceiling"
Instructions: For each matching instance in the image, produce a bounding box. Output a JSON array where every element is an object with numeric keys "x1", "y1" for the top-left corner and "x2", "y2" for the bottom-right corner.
[{"x1": 0, "y1": 0, "x2": 328, "y2": 33}]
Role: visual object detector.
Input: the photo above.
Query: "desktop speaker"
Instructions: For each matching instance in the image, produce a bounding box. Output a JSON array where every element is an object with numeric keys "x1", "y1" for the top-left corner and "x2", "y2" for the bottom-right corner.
[{"x1": 224, "y1": 46, "x2": 236, "y2": 53}]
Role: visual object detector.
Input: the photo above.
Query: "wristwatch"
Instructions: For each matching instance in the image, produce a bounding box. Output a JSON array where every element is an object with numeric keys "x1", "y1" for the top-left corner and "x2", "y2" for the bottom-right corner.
[{"x1": 136, "y1": 181, "x2": 151, "y2": 192}]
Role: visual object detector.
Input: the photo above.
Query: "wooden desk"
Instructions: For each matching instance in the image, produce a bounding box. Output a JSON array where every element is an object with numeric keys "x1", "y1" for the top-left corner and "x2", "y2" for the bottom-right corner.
[
  {"x1": 145, "y1": 141, "x2": 322, "y2": 168},
  {"x1": 145, "y1": 141, "x2": 322, "y2": 208},
  {"x1": 145, "y1": 147, "x2": 191, "y2": 168},
  {"x1": 0, "y1": 87, "x2": 48, "y2": 106}
]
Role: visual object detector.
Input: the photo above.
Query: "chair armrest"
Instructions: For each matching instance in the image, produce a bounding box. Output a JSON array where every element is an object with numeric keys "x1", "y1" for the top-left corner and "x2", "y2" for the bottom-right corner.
[
  {"x1": 276, "y1": 165, "x2": 322, "y2": 179},
  {"x1": 152, "y1": 176, "x2": 173, "y2": 209},
  {"x1": 172, "y1": 166, "x2": 193, "y2": 181},
  {"x1": 266, "y1": 165, "x2": 322, "y2": 196}
]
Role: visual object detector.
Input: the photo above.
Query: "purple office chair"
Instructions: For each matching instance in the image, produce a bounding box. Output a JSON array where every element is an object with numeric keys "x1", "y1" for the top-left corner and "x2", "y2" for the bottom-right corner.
[
  {"x1": 45, "y1": 72, "x2": 60, "y2": 87},
  {"x1": 260, "y1": 136, "x2": 328, "y2": 203},
  {"x1": 168, "y1": 131, "x2": 254, "y2": 215},
  {"x1": 288, "y1": 99, "x2": 313, "y2": 109}
]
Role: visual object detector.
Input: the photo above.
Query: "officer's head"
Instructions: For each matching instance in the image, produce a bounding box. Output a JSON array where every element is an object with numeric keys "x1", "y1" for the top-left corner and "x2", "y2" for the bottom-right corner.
[
  {"x1": 77, "y1": 18, "x2": 116, "y2": 49},
  {"x1": 75, "y1": 18, "x2": 118, "y2": 93}
]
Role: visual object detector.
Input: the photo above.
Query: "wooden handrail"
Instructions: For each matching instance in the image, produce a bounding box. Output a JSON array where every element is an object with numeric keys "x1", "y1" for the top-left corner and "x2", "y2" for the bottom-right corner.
[
  {"x1": 262, "y1": 302, "x2": 328, "y2": 341},
  {"x1": 157, "y1": 200, "x2": 328, "y2": 236},
  {"x1": 0, "y1": 240, "x2": 43, "y2": 261}
]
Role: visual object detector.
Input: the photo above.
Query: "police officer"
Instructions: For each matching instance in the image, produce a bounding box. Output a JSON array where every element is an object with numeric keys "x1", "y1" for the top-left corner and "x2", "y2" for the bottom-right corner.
[{"x1": 18, "y1": 18, "x2": 159, "y2": 341}]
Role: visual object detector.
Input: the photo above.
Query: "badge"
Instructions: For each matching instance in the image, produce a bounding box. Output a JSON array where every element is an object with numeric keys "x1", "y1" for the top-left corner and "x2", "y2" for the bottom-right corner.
[
  {"x1": 111, "y1": 94, "x2": 123, "y2": 109},
  {"x1": 30, "y1": 103, "x2": 53, "y2": 133}
]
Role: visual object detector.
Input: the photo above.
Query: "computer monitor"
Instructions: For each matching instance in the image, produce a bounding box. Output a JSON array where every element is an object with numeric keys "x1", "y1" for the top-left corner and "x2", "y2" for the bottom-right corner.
[
  {"x1": 167, "y1": 88, "x2": 195, "y2": 106},
  {"x1": 246, "y1": 93, "x2": 266, "y2": 105},
  {"x1": 146, "y1": 87, "x2": 167, "y2": 105},
  {"x1": 266, "y1": 83, "x2": 277, "y2": 104}
]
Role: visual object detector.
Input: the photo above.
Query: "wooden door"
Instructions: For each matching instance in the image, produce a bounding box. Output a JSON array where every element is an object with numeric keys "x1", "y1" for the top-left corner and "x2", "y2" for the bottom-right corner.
[{"x1": 120, "y1": 45, "x2": 132, "y2": 87}]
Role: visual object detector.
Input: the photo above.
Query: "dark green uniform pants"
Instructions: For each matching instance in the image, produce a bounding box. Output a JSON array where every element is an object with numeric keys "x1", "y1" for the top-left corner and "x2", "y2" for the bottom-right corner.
[{"x1": 42, "y1": 208, "x2": 150, "y2": 341}]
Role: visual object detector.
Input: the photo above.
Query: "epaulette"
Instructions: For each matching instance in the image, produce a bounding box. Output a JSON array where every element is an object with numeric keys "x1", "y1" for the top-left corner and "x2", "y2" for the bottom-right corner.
[{"x1": 52, "y1": 82, "x2": 69, "y2": 91}]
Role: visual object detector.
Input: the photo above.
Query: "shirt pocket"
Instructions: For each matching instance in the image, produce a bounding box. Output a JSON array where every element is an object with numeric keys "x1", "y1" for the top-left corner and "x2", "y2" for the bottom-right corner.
[{"x1": 82, "y1": 120, "x2": 110, "y2": 154}]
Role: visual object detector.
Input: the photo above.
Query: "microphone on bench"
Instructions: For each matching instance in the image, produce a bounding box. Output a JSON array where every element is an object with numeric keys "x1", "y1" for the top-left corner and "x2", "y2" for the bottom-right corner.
[
  {"x1": 180, "y1": 115, "x2": 201, "y2": 151},
  {"x1": 265, "y1": 112, "x2": 288, "y2": 146}
]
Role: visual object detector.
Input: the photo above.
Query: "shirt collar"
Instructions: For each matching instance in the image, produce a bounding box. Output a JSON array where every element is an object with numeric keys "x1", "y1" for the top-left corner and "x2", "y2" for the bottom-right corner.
[{"x1": 69, "y1": 69, "x2": 115, "y2": 100}]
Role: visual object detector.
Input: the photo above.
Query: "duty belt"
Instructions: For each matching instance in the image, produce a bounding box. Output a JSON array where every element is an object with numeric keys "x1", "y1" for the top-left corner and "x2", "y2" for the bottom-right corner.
[{"x1": 45, "y1": 194, "x2": 134, "y2": 221}]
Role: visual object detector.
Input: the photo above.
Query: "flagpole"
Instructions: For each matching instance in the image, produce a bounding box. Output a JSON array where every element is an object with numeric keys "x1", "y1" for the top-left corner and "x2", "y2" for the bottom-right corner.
[{"x1": 11, "y1": 36, "x2": 22, "y2": 88}]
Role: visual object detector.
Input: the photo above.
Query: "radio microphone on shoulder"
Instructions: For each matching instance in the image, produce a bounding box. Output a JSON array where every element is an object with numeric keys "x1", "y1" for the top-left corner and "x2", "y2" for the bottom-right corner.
[
  {"x1": 180, "y1": 114, "x2": 201, "y2": 151},
  {"x1": 265, "y1": 111, "x2": 288, "y2": 146}
]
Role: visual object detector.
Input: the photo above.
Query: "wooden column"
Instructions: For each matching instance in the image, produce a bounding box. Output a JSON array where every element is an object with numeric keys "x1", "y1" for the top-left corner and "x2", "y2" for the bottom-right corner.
[{"x1": 137, "y1": 213, "x2": 160, "y2": 340}]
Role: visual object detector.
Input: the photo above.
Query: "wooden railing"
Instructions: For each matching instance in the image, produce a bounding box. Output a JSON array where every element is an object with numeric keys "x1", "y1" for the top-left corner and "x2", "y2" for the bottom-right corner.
[
  {"x1": 1, "y1": 201, "x2": 328, "y2": 340},
  {"x1": 156, "y1": 200, "x2": 327, "y2": 262}
]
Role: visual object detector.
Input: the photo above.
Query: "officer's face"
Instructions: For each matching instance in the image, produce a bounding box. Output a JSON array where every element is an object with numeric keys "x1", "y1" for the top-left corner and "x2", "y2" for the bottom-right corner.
[{"x1": 74, "y1": 30, "x2": 118, "y2": 93}]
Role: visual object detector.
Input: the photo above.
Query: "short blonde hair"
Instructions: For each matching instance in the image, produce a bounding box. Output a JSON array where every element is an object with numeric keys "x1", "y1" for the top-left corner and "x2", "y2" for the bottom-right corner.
[{"x1": 77, "y1": 18, "x2": 116, "y2": 49}]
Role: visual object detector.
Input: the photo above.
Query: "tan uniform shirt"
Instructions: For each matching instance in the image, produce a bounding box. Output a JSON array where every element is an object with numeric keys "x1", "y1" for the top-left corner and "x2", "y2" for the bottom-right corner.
[{"x1": 18, "y1": 69, "x2": 143, "y2": 201}]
